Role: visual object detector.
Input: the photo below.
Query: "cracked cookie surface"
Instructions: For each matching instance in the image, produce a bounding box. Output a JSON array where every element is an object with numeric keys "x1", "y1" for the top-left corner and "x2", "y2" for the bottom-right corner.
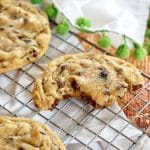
[
  {"x1": 33, "y1": 53, "x2": 144, "y2": 110},
  {"x1": 0, "y1": 0, "x2": 51, "y2": 73},
  {"x1": 0, "y1": 116, "x2": 65, "y2": 150}
]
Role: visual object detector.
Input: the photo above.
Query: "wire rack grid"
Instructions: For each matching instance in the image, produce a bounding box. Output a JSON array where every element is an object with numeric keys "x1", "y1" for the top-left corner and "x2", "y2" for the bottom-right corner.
[{"x1": 0, "y1": 23, "x2": 149, "y2": 150}]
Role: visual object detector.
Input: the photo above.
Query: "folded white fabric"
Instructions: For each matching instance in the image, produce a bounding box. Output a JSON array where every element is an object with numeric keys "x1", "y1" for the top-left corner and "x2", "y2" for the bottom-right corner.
[{"x1": 43, "y1": 0, "x2": 150, "y2": 44}]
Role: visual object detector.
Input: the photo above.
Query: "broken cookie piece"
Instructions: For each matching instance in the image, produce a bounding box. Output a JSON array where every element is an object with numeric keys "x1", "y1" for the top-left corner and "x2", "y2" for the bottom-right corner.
[{"x1": 32, "y1": 53, "x2": 144, "y2": 110}]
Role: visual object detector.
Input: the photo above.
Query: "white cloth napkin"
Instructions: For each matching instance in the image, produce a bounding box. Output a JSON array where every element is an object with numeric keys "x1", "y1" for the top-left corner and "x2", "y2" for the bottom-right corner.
[{"x1": 43, "y1": 0, "x2": 150, "y2": 44}]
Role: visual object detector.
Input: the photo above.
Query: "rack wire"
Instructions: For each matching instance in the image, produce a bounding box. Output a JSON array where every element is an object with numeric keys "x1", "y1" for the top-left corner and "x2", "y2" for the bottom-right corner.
[{"x1": 0, "y1": 23, "x2": 149, "y2": 150}]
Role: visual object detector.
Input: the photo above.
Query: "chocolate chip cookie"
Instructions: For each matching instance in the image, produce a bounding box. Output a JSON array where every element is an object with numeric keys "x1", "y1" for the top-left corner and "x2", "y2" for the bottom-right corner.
[
  {"x1": 0, "y1": 116, "x2": 65, "y2": 150},
  {"x1": 0, "y1": 0, "x2": 51, "y2": 73},
  {"x1": 33, "y1": 53, "x2": 144, "y2": 110}
]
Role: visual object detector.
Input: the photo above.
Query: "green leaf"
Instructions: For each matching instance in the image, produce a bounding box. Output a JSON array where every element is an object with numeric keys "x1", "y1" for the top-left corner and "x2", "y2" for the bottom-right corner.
[
  {"x1": 145, "y1": 29, "x2": 150, "y2": 39},
  {"x1": 145, "y1": 41, "x2": 150, "y2": 55},
  {"x1": 76, "y1": 17, "x2": 91, "y2": 28},
  {"x1": 148, "y1": 20, "x2": 150, "y2": 27},
  {"x1": 31, "y1": 0, "x2": 43, "y2": 4},
  {"x1": 56, "y1": 21, "x2": 69, "y2": 36},
  {"x1": 133, "y1": 42, "x2": 141, "y2": 49},
  {"x1": 97, "y1": 36, "x2": 111, "y2": 48},
  {"x1": 116, "y1": 44, "x2": 130, "y2": 59},
  {"x1": 133, "y1": 47, "x2": 147, "y2": 61},
  {"x1": 46, "y1": 5, "x2": 58, "y2": 20}
]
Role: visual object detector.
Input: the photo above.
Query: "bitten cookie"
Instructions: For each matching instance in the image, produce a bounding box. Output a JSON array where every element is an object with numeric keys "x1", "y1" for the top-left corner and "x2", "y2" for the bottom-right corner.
[
  {"x1": 33, "y1": 53, "x2": 144, "y2": 110},
  {"x1": 0, "y1": 116, "x2": 65, "y2": 150},
  {"x1": 0, "y1": 0, "x2": 51, "y2": 73}
]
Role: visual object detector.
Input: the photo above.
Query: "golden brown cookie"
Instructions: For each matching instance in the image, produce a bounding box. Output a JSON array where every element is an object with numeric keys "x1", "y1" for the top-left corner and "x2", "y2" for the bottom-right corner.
[
  {"x1": 0, "y1": 0, "x2": 51, "y2": 73},
  {"x1": 32, "y1": 53, "x2": 144, "y2": 110},
  {"x1": 0, "y1": 116, "x2": 65, "y2": 150}
]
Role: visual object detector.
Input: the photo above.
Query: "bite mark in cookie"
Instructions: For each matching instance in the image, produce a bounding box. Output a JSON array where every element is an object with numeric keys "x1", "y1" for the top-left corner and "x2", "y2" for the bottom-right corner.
[{"x1": 32, "y1": 53, "x2": 144, "y2": 110}]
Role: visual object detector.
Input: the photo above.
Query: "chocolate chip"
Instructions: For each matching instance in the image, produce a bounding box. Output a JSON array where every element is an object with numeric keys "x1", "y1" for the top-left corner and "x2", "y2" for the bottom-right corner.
[
  {"x1": 59, "y1": 64, "x2": 68, "y2": 74},
  {"x1": 35, "y1": 103, "x2": 39, "y2": 108},
  {"x1": 57, "y1": 80, "x2": 65, "y2": 88},
  {"x1": 88, "y1": 99, "x2": 96, "y2": 106},
  {"x1": 118, "y1": 96, "x2": 122, "y2": 99},
  {"x1": 27, "y1": 57, "x2": 30, "y2": 61},
  {"x1": 5, "y1": 137, "x2": 14, "y2": 142},
  {"x1": 51, "y1": 100, "x2": 59, "y2": 109},
  {"x1": 81, "y1": 92, "x2": 92, "y2": 101},
  {"x1": 24, "y1": 13, "x2": 28, "y2": 16},
  {"x1": 0, "y1": 4, "x2": 2, "y2": 11},
  {"x1": 29, "y1": 49, "x2": 38, "y2": 57},
  {"x1": 18, "y1": 3, "x2": 22, "y2": 7},
  {"x1": 63, "y1": 95, "x2": 70, "y2": 99},
  {"x1": 40, "y1": 131, "x2": 46, "y2": 135},
  {"x1": 80, "y1": 92, "x2": 103, "y2": 108},
  {"x1": 51, "y1": 81, "x2": 56, "y2": 85},
  {"x1": 18, "y1": 36, "x2": 22, "y2": 39},
  {"x1": 76, "y1": 72, "x2": 82, "y2": 76},
  {"x1": 2, "y1": 66, "x2": 6, "y2": 68},
  {"x1": 18, "y1": 147, "x2": 24, "y2": 150},
  {"x1": 23, "y1": 39, "x2": 31, "y2": 44},
  {"x1": 103, "y1": 91, "x2": 110, "y2": 96},
  {"x1": 116, "y1": 68, "x2": 123, "y2": 75},
  {"x1": 61, "y1": 65, "x2": 67, "y2": 70},
  {"x1": 42, "y1": 79, "x2": 45, "y2": 85},
  {"x1": 99, "y1": 67, "x2": 108, "y2": 79},
  {"x1": 0, "y1": 27, "x2": 4, "y2": 31},
  {"x1": 38, "y1": 9, "x2": 41, "y2": 13},
  {"x1": 71, "y1": 80, "x2": 80, "y2": 90},
  {"x1": 11, "y1": 15, "x2": 18, "y2": 20},
  {"x1": 24, "y1": 18, "x2": 28, "y2": 24},
  {"x1": 132, "y1": 84, "x2": 142, "y2": 91},
  {"x1": 40, "y1": 28, "x2": 48, "y2": 34}
]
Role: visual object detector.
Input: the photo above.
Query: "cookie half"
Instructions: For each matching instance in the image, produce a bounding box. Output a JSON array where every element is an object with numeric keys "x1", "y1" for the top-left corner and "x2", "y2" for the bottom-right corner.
[
  {"x1": 0, "y1": 0, "x2": 51, "y2": 73},
  {"x1": 33, "y1": 53, "x2": 144, "y2": 110},
  {"x1": 0, "y1": 116, "x2": 65, "y2": 150}
]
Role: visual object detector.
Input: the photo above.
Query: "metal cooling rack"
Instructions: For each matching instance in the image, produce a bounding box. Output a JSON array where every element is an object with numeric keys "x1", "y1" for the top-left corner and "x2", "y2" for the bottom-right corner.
[{"x1": 0, "y1": 23, "x2": 150, "y2": 150}]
